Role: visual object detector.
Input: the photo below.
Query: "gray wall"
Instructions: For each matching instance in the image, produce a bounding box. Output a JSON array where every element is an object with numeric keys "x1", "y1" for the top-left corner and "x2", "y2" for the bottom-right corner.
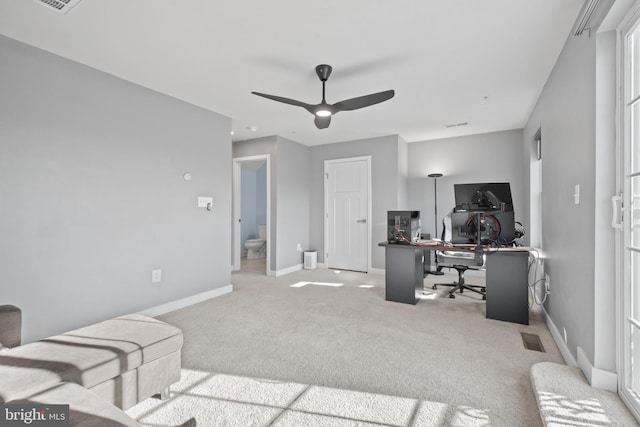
[
  {"x1": 239, "y1": 162, "x2": 268, "y2": 250},
  {"x1": 275, "y1": 137, "x2": 310, "y2": 271},
  {"x1": 523, "y1": 29, "x2": 604, "y2": 368},
  {"x1": 397, "y1": 136, "x2": 409, "y2": 210},
  {"x1": 0, "y1": 35, "x2": 232, "y2": 342},
  {"x1": 256, "y1": 163, "x2": 268, "y2": 227},
  {"x1": 309, "y1": 135, "x2": 403, "y2": 269},
  {"x1": 407, "y1": 129, "x2": 526, "y2": 240},
  {"x1": 240, "y1": 168, "x2": 258, "y2": 252}
]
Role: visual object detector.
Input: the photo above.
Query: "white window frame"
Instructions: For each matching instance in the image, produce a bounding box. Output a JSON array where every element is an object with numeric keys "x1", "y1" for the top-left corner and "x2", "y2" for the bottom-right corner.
[{"x1": 619, "y1": 1, "x2": 640, "y2": 419}]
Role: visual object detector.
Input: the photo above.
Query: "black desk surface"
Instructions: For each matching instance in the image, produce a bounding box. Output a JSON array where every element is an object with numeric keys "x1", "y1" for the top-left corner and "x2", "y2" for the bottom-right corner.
[{"x1": 379, "y1": 241, "x2": 530, "y2": 253}]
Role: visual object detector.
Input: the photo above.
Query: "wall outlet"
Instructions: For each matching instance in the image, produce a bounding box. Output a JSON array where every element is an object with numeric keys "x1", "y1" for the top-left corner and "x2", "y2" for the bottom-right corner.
[
  {"x1": 296, "y1": 243, "x2": 302, "y2": 252},
  {"x1": 151, "y1": 269, "x2": 162, "y2": 283}
]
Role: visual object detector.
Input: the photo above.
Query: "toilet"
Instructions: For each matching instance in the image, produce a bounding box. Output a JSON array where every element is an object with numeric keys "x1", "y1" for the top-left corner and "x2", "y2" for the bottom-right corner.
[{"x1": 245, "y1": 225, "x2": 267, "y2": 259}]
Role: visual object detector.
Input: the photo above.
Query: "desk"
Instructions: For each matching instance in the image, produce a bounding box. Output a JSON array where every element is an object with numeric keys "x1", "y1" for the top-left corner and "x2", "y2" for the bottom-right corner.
[
  {"x1": 485, "y1": 250, "x2": 529, "y2": 324},
  {"x1": 379, "y1": 242, "x2": 530, "y2": 324},
  {"x1": 381, "y1": 243, "x2": 424, "y2": 304}
]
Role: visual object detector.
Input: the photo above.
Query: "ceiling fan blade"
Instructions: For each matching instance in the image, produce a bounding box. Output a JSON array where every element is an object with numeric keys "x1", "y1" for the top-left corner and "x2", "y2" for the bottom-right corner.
[
  {"x1": 314, "y1": 115, "x2": 331, "y2": 129},
  {"x1": 251, "y1": 92, "x2": 314, "y2": 113},
  {"x1": 332, "y1": 90, "x2": 395, "y2": 113}
]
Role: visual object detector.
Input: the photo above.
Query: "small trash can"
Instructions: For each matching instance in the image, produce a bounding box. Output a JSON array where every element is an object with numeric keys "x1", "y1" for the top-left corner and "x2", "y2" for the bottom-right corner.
[{"x1": 303, "y1": 251, "x2": 317, "y2": 269}]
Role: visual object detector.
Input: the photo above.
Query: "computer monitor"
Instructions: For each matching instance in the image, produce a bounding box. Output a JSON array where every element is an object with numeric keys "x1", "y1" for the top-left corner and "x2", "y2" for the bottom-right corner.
[{"x1": 454, "y1": 183, "x2": 513, "y2": 212}]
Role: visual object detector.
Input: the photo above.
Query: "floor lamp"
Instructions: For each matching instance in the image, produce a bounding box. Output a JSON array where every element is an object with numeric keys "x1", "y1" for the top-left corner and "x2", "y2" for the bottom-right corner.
[{"x1": 427, "y1": 173, "x2": 443, "y2": 240}]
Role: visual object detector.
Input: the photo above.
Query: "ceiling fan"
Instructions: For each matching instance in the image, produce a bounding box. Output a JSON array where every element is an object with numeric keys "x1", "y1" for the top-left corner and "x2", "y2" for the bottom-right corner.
[{"x1": 251, "y1": 64, "x2": 395, "y2": 129}]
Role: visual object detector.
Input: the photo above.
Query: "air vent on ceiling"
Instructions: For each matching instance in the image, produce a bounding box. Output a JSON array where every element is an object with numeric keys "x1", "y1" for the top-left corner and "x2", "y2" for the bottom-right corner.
[
  {"x1": 32, "y1": 0, "x2": 83, "y2": 15},
  {"x1": 444, "y1": 122, "x2": 468, "y2": 128}
]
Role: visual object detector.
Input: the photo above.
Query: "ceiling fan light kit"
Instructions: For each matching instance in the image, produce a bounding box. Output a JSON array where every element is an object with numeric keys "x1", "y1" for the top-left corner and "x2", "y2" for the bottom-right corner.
[{"x1": 252, "y1": 64, "x2": 394, "y2": 129}]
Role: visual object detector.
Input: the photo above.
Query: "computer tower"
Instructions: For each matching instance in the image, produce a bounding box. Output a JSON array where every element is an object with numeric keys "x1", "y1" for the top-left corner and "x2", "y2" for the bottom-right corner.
[{"x1": 387, "y1": 211, "x2": 421, "y2": 244}]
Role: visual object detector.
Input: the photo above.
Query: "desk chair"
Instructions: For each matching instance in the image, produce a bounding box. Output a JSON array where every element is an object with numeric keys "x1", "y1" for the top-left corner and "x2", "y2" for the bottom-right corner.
[{"x1": 432, "y1": 213, "x2": 486, "y2": 299}]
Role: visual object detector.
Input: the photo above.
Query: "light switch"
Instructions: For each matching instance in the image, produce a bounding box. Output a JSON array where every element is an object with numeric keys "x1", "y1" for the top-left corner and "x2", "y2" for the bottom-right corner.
[
  {"x1": 574, "y1": 185, "x2": 580, "y2": 205},
  {"x1": 197, "y1": 197, "x2": 213, "y2": 208},
  {"x1": 151, "y1": 269, "x2": 162, "y2": 283}
]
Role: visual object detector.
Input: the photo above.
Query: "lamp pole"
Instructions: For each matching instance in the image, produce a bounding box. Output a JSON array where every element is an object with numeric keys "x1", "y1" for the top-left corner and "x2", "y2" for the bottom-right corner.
[{"x1": 427, "y1": 173, "x2": 443, "y2": 239}]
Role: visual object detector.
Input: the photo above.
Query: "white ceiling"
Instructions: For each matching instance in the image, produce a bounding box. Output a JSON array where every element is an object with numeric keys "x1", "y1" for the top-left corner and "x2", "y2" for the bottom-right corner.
[{"x1": 0, "y1": 0, "x2": 584, "y2": 146}]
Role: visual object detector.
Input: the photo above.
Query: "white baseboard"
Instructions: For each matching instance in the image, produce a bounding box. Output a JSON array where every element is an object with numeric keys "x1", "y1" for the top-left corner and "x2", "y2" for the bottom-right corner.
[
  {"x1": 541, "y1": 304, "x2": 577, "y2": 366},
  {"x1": 577, "y1": 346, "x2": 618, "y2": 392},
  {"x1": 541, "y1": 306, "x2": 618, "y2": 392},
  {"x1": 273, "y1": 263, "x2": 303, "y2": 277},
  {"x1": 138, "y1": 285, "x2": 233, "y2": 317}
]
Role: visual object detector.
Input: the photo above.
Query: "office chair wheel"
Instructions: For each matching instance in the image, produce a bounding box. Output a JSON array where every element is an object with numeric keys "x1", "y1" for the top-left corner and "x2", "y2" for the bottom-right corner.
[
  {"x1": 432, "y1": 285, "x2": 438, "y2": 290},
  {"x1": 482, "y1": 295, "x2": 486, "y2": 300},
  {"x1": 449, "y1": 294, "x2": 455, "y2": 299},
  {"x1": 481, "y1": 287, "x2": 486, "y2": 293}
]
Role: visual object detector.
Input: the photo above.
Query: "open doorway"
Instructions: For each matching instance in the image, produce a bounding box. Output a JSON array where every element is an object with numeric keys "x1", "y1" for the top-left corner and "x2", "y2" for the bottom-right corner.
[{"x1": 232, "y1": 155, "x2": 270, "y2": 275}]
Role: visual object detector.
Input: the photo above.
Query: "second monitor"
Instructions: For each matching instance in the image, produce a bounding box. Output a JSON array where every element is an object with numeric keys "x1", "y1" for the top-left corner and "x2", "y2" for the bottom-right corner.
[{"x1": 454, "y1": 182, "x2": 513, "y2": 212}]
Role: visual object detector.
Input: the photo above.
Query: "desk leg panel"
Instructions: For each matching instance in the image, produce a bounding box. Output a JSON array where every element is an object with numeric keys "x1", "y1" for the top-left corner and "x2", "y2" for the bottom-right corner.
[
  {"x1": 486, "y1": 252, "x2": 529, "y2": 324},
  {"x1": 385, "y1": 246, "x2": 423, "y2": 305}
]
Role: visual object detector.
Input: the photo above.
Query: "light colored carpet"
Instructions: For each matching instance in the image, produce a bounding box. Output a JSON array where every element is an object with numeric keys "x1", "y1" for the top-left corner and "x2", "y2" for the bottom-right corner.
[
  {"x1": 127, "y1": 368, "x2": 498, "y2": 426},
  {"x1": 128, "y1": 266, "x2": 566, "y2": 426},
  {"x1": 530, "y1": 362, "x2": 638, "y2": 426}
]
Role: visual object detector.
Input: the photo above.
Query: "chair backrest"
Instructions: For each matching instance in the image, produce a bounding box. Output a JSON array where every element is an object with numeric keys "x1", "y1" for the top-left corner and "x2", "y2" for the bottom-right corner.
[{"x1": 437, "y1": 210, "x2": 485, "y2": 269}]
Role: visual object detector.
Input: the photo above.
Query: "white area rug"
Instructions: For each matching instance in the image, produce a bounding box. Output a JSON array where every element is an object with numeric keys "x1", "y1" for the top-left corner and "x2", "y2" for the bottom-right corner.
[
  {"x1": 127, "y1": 368, "x2": 493, "y2": 427},
  {"x1": 530, "y1": 362, "x2": 638, "y2": 426}
]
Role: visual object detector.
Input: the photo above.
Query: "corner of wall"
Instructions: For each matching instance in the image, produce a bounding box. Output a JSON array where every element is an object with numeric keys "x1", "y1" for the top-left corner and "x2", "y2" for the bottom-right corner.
[
  {"x1": 577, "y1": 346, "x2": 618, "y2": 392},
  {"x1": 398, "y1": 135, "x2": 409, "y2": 209}
]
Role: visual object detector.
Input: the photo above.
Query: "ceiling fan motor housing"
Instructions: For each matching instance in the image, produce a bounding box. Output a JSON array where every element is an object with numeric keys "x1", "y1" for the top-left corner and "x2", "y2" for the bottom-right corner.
[{"x1": 315, "y1": 64, "x2": 332, "y2": 82}]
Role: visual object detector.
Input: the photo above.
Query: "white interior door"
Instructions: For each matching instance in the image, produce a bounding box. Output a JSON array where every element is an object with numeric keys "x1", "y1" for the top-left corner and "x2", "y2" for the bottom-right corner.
[{"x1": 325, "y1": 158, "x2": 369, "y2": 272}]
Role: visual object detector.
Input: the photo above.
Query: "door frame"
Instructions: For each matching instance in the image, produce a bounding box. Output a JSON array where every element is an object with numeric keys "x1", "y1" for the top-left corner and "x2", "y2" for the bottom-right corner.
[
  {"x1": 323, "y1": 156, "x2": 372, "y2": 272},
  {"x1": 530, "y1": 127, "x2": 543, "y2": 249},
  {"x1": 232, "y1": 154, "x2": 271, "y2": 275}
]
